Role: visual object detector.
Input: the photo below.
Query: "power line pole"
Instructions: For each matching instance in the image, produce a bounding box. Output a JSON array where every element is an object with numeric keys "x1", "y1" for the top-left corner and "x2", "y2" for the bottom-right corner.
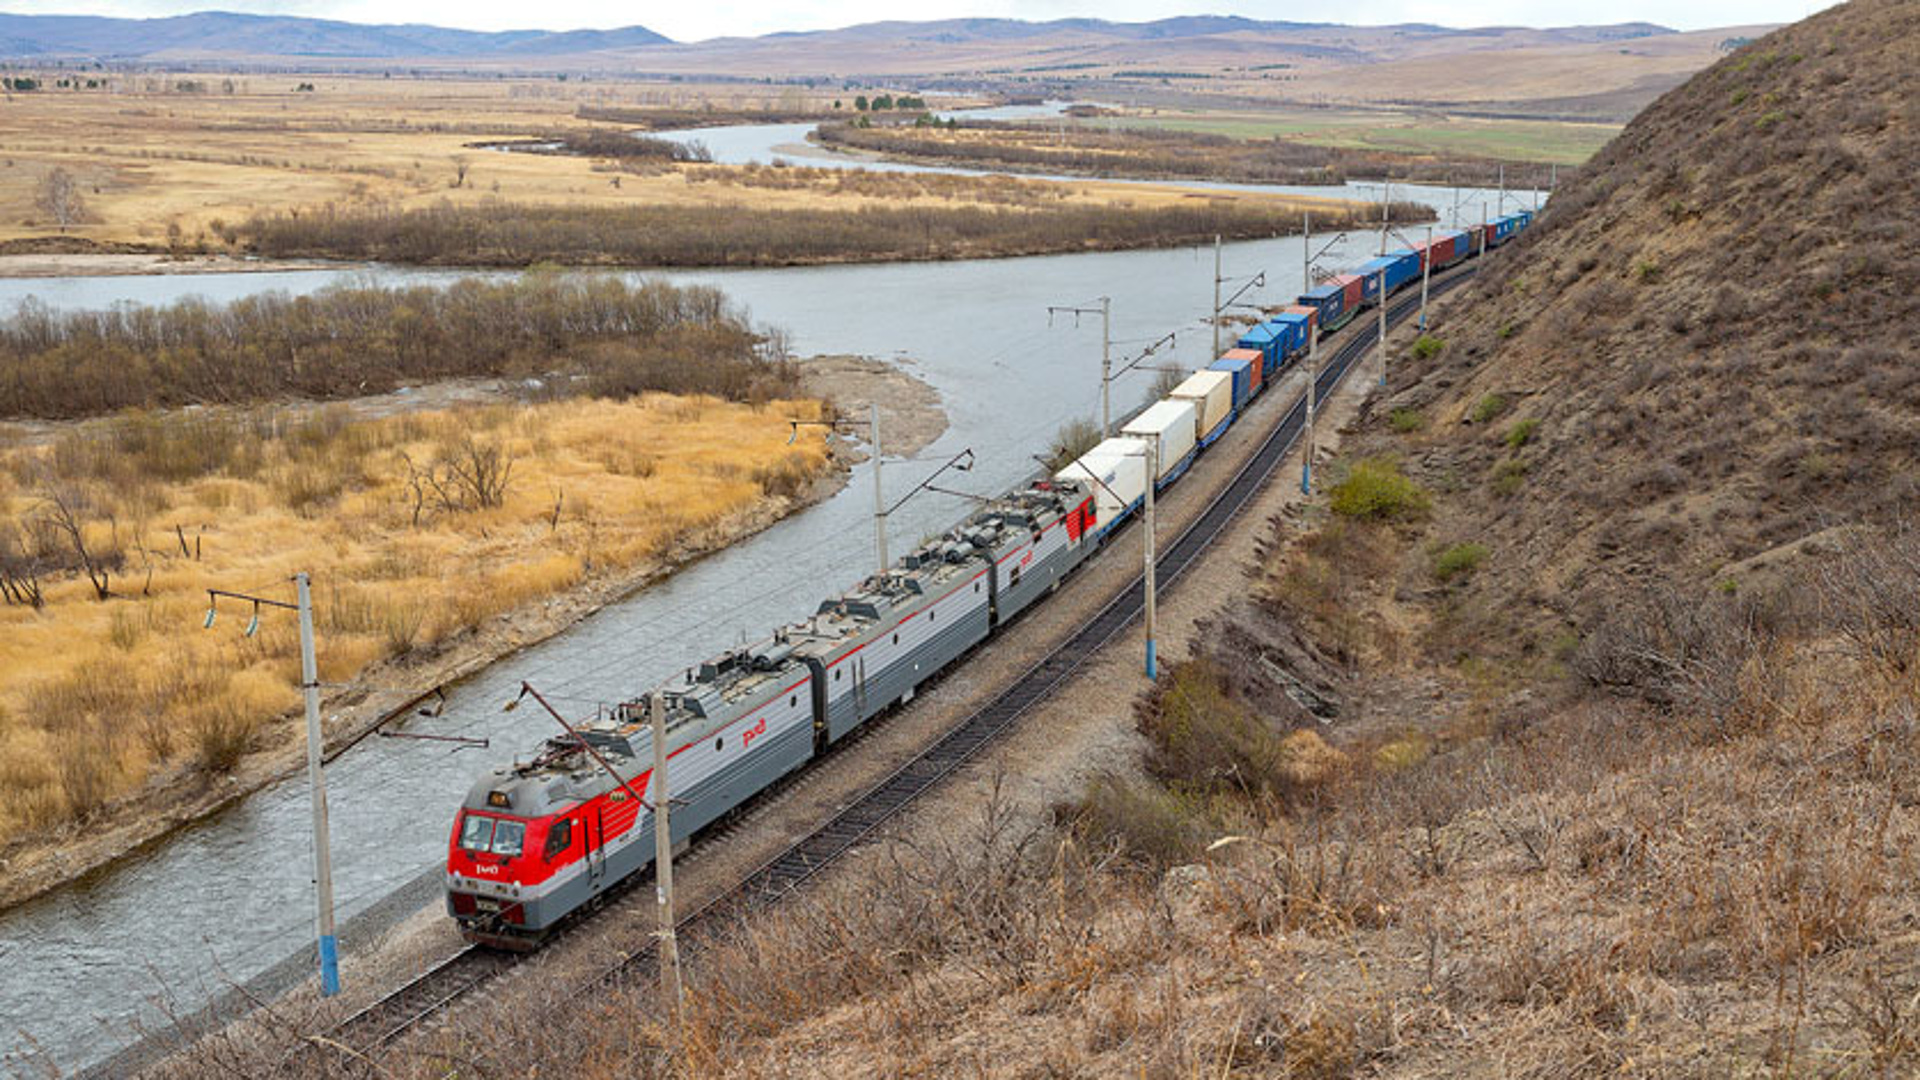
[
  {"x1": 870, "y1": 402, "x2": 887, "y2": 575},
  {"x1": 1211, "y1": 234, "x2": 1222, "y2": 361},
  {"x1": 1497, "y1": 163, "x2": 1506, "y2": 216},
  {"x1": 1419, "y1": 224, "x2": 1434, "y2": 333},
  {"x1": 1048, "y1": 296, "x2": 1112, "y2": 436},
  {"x1": 1379, "y1": 179, "x2": 1390, "y2": 256},
  {"x1": 650, "y1": 690, "x2": 682, "y2": 1029},
  {"x1": 1143, "y1": 441, "x2": 1158, "y2": 679},
  {"x1": 1378, "y1": 268, "x2": 1389, "y2": 389},
  {"x1": 1301, "y1": 210, "x2": 1311, "y2": 293},
  {"x1": 295, "y1": 573, "x2": 338, "y2": 1000},
  {"x1": 205, "y1": 577, "x2": 337, "y2": 997},
  {"x1": 1099, "y1": 297, "x2": 1110, "y2": 436},
  {"x1": 1302, "y1": 317, "x2": 1317, "y2": 495}
]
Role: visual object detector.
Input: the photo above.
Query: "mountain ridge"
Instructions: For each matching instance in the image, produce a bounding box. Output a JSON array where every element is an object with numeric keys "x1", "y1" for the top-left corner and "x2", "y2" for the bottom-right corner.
[
  {"x1": 0, "y1": 10, "x2": 1680, "y2": 61},
  {"x1": 0, "y1": 10, "x2": 671, "y2": 58}
]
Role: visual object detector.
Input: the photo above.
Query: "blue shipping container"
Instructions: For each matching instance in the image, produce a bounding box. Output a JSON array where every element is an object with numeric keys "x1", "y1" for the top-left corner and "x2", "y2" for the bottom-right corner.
[
  {"x1": 1297, "y1": 283, "x2": 1347, "y2": 329},
  {"x1": 1208, "y1": 357, "x2": 1254, "y2": 410},
  {"x1": 1236, "y1": 323, "x2": 1283, "y2": 370},
  {"x1": 1270, "y1": 311, "x2": 1312, "y2": 362}
]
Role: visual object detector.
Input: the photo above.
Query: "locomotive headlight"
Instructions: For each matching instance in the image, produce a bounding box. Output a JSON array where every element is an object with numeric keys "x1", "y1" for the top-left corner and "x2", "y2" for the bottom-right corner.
[{"x1": 487, "y1": 790, "x2": 511, "y2": 808}]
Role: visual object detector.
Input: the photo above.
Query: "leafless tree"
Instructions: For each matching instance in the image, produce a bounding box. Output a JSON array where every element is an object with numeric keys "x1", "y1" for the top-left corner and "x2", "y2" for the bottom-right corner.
[
  {"x1": 397, "y1": 437, "x2": 516, "y2": 525},
  {"x1": 0, "y1": 518, "x2": 47, "y2": 608},
  {"x1": 438, "y1": 435, "x2": 515, "y2": 509},
  {"x1": 36, "y1": 481, "x2": 120, "y2": 600},
  {"x1": 35, "y1": 166, "x2": 86, "y2": 233}
]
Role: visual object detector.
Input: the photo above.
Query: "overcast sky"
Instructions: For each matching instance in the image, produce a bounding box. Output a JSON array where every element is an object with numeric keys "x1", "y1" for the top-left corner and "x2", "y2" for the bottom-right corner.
[{"x1": 4, "y1": 0, "x2": 1837, "y2": 43}]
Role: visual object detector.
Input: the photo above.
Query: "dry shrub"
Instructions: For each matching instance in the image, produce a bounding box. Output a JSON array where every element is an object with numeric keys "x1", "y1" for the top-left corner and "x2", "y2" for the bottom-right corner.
[
  {"x1": 1069, "y1": 772, "x2": 1206, "y2": 869},
  {"x1": 188, "y1": 701, "x2": 256, "y2": 773}
]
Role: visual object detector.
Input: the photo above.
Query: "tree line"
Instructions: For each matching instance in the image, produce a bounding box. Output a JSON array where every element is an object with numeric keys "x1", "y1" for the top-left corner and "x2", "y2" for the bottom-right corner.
[
  {"x1": 232, "y1": 197, "x2": 1430, "y2": 271},
  {"x1": 815, "y1": 120, "x2": 1551, "y2": 188},
  {"x1": 0, "y1": 273, "x2": 797, "y2": 420}
]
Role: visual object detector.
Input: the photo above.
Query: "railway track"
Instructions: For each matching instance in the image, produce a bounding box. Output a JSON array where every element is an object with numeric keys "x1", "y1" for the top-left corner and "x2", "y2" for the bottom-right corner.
[{"x1": 309, "y1": 267, "x2": 1475, "y2": 1067}]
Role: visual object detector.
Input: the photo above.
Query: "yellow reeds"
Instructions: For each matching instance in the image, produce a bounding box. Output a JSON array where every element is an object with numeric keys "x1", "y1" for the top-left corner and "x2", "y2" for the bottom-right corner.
[{"x1": 0, "y1": 392, "x2": 832, "y2": 841}]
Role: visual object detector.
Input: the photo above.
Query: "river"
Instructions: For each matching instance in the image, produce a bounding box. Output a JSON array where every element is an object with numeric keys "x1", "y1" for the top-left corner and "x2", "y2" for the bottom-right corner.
[{"x1": 0, "y1": 105, "x2": 1540, "y2": 1074}]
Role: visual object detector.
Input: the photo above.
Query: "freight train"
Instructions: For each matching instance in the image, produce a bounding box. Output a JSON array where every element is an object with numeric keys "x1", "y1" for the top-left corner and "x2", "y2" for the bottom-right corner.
[{"x1": 445, "y1": 207, "x2": 1535, "y2": 948}]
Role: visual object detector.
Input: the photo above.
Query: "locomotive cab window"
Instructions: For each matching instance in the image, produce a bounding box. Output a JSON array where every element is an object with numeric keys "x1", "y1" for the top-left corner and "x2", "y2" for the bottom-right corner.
[
  {"x1": 543, "y1": 819, "x2": 572, "y2": 859},
  {"x1": 458, "y1": 813, "x2": 494, "y2": 853},
  {"x1": 459, "y1": 813, "x2": 527, "y2": 857},
  {"x1": 490, "y1": 820, "x2": 526, "y2": 857}
]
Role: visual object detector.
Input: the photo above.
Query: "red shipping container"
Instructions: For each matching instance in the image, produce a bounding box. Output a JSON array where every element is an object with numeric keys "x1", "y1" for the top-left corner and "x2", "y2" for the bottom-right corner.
[
  {"x1": 1224, "y1": 346, "x2": 1263, "y2": 396},
  {"x1": 1332, "y1": 273, "x2": 1365, "y2": 311}
]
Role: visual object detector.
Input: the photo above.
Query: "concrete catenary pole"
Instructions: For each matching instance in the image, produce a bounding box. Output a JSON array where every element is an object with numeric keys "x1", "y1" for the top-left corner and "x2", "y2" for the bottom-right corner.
[
  {"x1": 295, "y1": 572, "x2": 339, "y2": 998},
  {"x1": 1302, "y1": 210, "x2": 1311, "y2": 294},
  {"x1": 1378, "y1": 268, "x2": 1389, "y2": 389},
  {"x1": 1379, "y1": 179, "x2": 1390, "y2": 256},
  {"x1": 1481, "y1": 203, "x2": 1489, "y2": 258},
  {"x1": 1144, "y1": 441, "x2": 1157, "y2": 679},
  {"x1": 651, "y1": 690, "x2": 683, "y2": 1020},
  {"x1": 870, "y1": 402, "x2": 887, "y2": 575},
  {"x1": 1302, "y1": 318, "x2": 1317, "y2": 495},
  {"x1": 1211, "y1": 235, "x2": 1222, "y2": 362},
  {"x1": 1100, "y1": 296, "x2": 1112, "y2": 437},
  {"x1": 1419, "y1": 224, "x2": 1434, "y2": 333}
]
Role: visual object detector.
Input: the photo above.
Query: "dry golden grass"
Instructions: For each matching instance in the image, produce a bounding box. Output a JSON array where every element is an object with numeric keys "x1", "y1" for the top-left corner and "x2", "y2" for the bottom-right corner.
[
  {"x1": 0, "y1": 75, "x2": 1354, "y2": 251},
  {"x1": 0, "y1": 393, "x2": 831, "y2": 840}
]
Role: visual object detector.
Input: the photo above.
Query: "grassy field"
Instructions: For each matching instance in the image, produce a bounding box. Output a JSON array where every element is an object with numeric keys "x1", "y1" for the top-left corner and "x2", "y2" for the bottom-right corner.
[
  {"x1": 0, "y1": 393, "x2": 831, "y2": 843},
  {"x1": 0, "y1": 74, "x2": 1361, "y2": 255},
  {"x1": 1101, "y1": 107, "x2": 1617, "y2": 166}
]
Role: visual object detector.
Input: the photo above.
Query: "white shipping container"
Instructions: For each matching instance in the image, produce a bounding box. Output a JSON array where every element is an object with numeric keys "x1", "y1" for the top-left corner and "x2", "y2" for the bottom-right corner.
[
  {"x1": 1168, "y1": 370, "x2": 1233, "y2": 444},
  {"x1": 1120, "y1": 399, "x2": 1198, "y2": 481},
  {"x1": 1055, "y1": 437, "x2": 1148, "y2": 530}
]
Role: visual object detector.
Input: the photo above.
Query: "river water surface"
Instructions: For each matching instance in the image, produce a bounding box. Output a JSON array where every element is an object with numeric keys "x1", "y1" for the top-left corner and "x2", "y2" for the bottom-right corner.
[{"x1": 0, "y1": 107, "x2": 1539, "y2": 1072}]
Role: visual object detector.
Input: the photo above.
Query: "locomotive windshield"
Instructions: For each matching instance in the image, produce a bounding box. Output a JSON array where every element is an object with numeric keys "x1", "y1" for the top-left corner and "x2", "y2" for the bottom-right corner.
[{"x1": 458, "y1": 813, "x2": 527, "y2": 856}]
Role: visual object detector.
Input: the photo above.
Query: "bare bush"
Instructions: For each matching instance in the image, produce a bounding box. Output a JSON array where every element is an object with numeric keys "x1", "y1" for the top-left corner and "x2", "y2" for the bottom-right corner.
[
  {"x1": 1813, "y1": 523, "x2": 1920, "y2": 674},
  {"x1": 34, "y1": 165, "x2": 87, "y2": 233}
]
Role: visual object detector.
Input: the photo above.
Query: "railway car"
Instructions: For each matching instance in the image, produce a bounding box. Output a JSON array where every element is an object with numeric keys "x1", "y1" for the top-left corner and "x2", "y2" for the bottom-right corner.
[
  {"x1": 1271, "y1": 307, "x2": 1315, "y2": 365},
  {"x1": 1235, "y1": 322, "x2": 1284, "y2": 373},
  {"x1": 1356, "y1": 251, "x2": 1420, "y2": 298},
  {"x1": 1208, "y1": 355, "x2": 1254, "y2": 411},
  {"x1": 1297, "y1": 274, "x2": 1365, "y2": 333},
  {"x1": 789, "y1": 538, "x2": 995, "y2": 744},
  {"x1": 1122, "y1": 399, "x2": 1199, "y2": 489},
  {"x1": 956, "y1": 480, "x2": 1095, "y2": 627},
  {"x1": 446, "y1": 203, "x2": 1533, "y2": 952},
  {"x1": 1058, "y1": 438, "x2": 1149, "y2": 542},
  {"x1": 446, "y1": 640, "x2": 815, "y2": 947},
  {"x1": 1170, "y1": 369, "x2": 1235, "y2": 450}
]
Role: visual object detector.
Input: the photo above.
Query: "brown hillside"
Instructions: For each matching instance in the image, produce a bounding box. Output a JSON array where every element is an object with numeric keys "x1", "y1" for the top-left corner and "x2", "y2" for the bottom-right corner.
[{"x1": 1368, "y1": 0, "x2": 1919, "y2": 657}]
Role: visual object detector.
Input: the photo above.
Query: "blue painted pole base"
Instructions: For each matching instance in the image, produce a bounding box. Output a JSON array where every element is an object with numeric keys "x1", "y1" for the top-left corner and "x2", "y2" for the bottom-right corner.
[
  {"x1": 319, "y1": 933, "x2": 341, "y2": 997},
  {"x1": 1146, "y1": 638, "x2": 1157, "y2": 680},
  {"x1": 1301, "y1": 459, "x2": 1312, "y2": 495}
]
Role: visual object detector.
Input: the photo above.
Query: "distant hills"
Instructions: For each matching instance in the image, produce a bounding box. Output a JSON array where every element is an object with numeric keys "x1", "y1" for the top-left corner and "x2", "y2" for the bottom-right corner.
[
  {"x1": 0, "y1": 10, "x2": 1685, "y2": 63},
  {"x1": 0, "y1": 11, "x2": 671, "y2": 59},
  {"x1": 0, "y1": 10, "x2": 1764, "y2": 119}
]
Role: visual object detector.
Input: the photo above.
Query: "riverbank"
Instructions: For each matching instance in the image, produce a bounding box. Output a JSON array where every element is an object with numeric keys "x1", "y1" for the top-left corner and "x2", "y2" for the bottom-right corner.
[
  {"x1": 0, "y1": 251, "x2": 345, "y2": 279},
  {"x1": 0, "y1": 355, "x2": 942, "y2": 915}
]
